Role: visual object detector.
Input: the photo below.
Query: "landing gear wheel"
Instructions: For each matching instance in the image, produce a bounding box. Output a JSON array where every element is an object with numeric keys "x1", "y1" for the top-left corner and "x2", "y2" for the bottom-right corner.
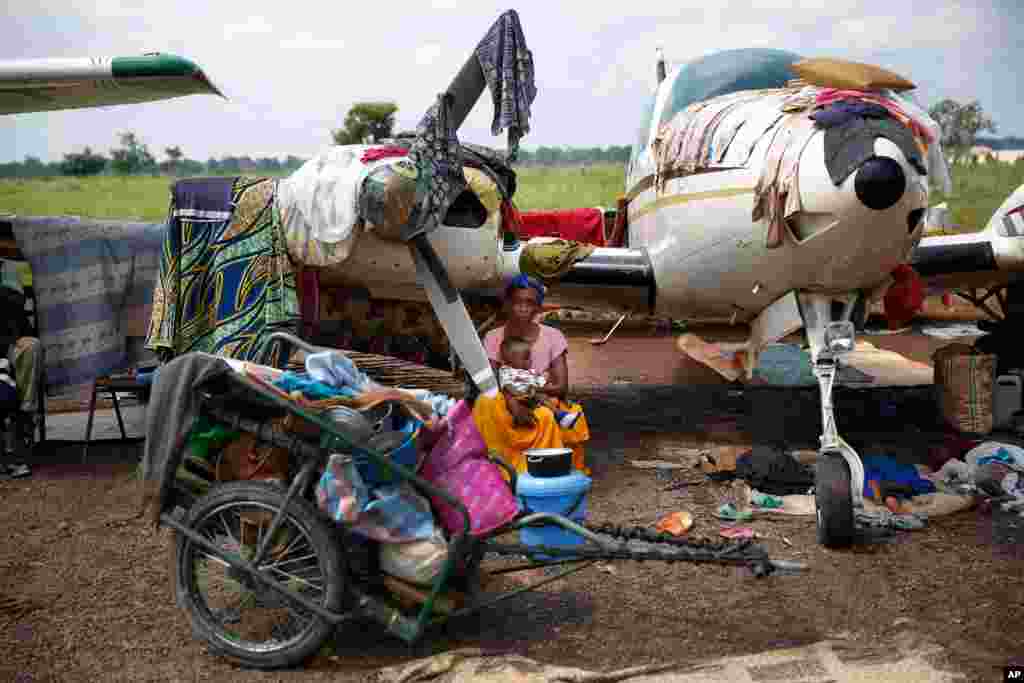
[
  {"x1": 175, "y1": 481, "x2": 346, "y2": 670},
  {"x1": 815, "y1": 451, "x2": 854, "y2": 548}
]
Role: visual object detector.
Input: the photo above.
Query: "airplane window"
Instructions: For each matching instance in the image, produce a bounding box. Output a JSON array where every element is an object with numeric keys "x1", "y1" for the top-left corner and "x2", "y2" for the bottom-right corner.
[
  {"x1": 630, "y1": 92, "x2": 659, "y2": 165},
  {"x1": 660, "y1": 48, "x2": 802, "y2": 126}
]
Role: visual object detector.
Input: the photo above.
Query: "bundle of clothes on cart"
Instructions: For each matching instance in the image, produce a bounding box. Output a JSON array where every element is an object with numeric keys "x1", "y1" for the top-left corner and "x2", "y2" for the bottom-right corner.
[{"x1": 140, "y1": 346, "x2": 591, "y2": 588}]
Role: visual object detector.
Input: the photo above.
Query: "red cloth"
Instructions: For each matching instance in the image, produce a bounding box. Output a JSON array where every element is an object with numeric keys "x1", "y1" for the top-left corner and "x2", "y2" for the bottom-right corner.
[
  {"x1": 515, "y1": 208, "x2": 606, "y2": 246},
  {"x1": 360, "y1": 146, "x2": 409, "y2": 163},
  {"x1": 883, "y1": 264, "x2": 925, "y2": 328},
  {"x1": 501, "y1": 201, "x2": 522, "y2": 235}
]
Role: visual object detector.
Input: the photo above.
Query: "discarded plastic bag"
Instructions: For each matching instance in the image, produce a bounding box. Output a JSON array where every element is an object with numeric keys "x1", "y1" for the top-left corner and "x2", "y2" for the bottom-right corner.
[
  {"x1": 654, "y1": 511, "x2": 693, "y2": 536},
  {"x1": 379, "y1": 527, "x2": 450, "y2": 586},
  {"x1": 751, "y1": 491, "x2": 783, "y2": 509}
]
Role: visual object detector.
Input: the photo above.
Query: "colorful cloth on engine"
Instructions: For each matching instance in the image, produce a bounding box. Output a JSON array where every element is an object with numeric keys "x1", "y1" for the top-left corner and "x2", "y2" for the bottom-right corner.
[
  {"x1": 516, "y1": 208, "x2": 606, "y2": 246},
  {"x1": 518, "y1": 238, "x2": 596, "y2": 281},
  {"x1": 145, "y1": 176, "x2": 300, "y2": 365}
]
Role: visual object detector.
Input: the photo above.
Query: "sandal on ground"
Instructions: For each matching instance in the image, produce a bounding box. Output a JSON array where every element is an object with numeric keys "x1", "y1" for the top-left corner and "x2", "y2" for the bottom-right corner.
[{"x1": 1, "y1": 463, "x2": 30, "y2": 479}]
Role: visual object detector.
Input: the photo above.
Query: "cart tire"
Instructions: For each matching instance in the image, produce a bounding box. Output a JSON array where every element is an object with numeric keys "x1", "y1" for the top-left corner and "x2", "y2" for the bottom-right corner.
[
  {"x1": 815, "y1": 451, "x2": 855, "y2": 548},
  {"x1": 175, "y1": 481, "x2": 345, "y2": 670}
]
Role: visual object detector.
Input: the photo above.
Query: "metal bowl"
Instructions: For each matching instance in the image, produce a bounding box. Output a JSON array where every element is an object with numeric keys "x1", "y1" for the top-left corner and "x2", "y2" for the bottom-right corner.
[{"x1": 325, "y1": 406, "x2": 374, "y2": 444}]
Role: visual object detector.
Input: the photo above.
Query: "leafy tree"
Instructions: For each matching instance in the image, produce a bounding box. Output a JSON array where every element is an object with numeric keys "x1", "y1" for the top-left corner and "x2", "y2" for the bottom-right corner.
[
  {"x1": 59, "y1": 147, "x2": 107, "y2": 176},
  {"x1": 178, "y1": 158, "x2": 205, "y2": 176},
  {"x1": 332, "y1": 102, "x2": 398, "y2": 145},
  {"x1": 928, "y1": 99, "x2": 997, "y2": 165},
  {"x1": 159, "y1": 145, "x2": 184, "y2": 175},
  {"x1": 110, "y1": 131, "x2": 156, "y2": 175}
]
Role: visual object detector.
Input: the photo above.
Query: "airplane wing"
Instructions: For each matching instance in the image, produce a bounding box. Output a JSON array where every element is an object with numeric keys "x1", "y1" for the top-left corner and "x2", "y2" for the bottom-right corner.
[
  {"x1": 911, "y1": 183, "x2": 1024, "y2": 300},
  {"x1": 0, "y1": 53, "x2": 224, "y2": 115}
]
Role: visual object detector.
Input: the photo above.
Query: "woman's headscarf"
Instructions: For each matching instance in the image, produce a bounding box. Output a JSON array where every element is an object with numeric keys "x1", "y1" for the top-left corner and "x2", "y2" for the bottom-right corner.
[{"x1": 504, "y1": 274, "x2": 545, "y2": 305}]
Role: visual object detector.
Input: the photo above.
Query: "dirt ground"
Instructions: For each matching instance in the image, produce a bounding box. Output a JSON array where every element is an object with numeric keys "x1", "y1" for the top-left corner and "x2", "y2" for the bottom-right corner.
[
  {"x1": 3, "y1": 315, "x2": 1020, "y2": 682},
  {"x1": 2, "y1": 437, "x2": 1021, "y2": 682}
]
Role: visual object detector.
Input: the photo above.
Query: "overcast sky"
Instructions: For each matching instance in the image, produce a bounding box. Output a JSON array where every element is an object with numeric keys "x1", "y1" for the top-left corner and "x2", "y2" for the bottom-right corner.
[{"x1": 1, "y1": 0, "x2": 1021, "y2": 163}]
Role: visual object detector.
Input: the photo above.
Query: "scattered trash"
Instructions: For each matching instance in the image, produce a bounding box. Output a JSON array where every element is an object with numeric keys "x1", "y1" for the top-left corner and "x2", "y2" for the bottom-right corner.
[
  {"x1": 719, "y1": 526, "x2": 755, "y2": 540},
  {"x1": 629, "y1": 460, "x2": 687, "y2": 470},
  {"x1": 750, "y1": 491, "x2": 783, "y2": 509},
  {"x1": 856, "y1": 509, "x2": 927, "y2": 531},
  {"x1": 731, "y1": 480, "x2": 752, "y2": 512},
  {"x1": 781, "y1": 536, "x2": 793, "y2": 547},
  {"x1": 662, "y1": 479, "x2": 702, "y2": 492},
  {"x1": 655, "y1": 467, "x2": 674, "y2": 482},
  {"x1": 715, "y1": 503, "x2": 753, "y2": 522},
  {"x1": 597, "y1": 563, "x2": 618, "y2": 576},
  {"x1": 698, "y1": 445, "x2": 747, "y2": 474},
  {"x1": 920, "y1": 322, "x2": 987, "y2": 339},
  {"x1": 655, "y1": 511, "x2": 693, "y2": 536}
]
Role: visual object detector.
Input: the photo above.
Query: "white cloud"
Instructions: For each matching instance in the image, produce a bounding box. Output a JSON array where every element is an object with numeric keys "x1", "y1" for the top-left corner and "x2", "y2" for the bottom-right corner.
[
  {"x1": 223, "y1": 16, "x2": 273, "y2": 41},
  {"x1": 0, "y1": 0, "x2": 1021, "y2": 163},
  {"x1": 279, "y1": 32, "x2": 347, "y2": 50},
  {"x1": 415, "y1": 43, "x2": 443, "y2": 67}
]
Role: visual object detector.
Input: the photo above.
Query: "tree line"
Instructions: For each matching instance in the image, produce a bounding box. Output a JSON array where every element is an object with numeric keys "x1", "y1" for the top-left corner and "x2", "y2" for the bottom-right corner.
[
  {"x1": 0, "y1": 132, "x2": 310, "y2": 179},
  {"x1": 1, "y1": 97, "x2": 1014, "y2": 179}
]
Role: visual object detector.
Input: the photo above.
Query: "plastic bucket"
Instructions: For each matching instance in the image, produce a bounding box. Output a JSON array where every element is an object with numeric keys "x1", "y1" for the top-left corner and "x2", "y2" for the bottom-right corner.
[{"x1": 517, "y1": 471, "x2": 591, "y2": 559}]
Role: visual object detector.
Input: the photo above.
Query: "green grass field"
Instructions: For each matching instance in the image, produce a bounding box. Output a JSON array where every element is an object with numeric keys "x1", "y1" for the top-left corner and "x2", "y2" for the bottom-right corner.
[{"x1": 1, "y1": 160, "x2": 1021, "y2": 231}]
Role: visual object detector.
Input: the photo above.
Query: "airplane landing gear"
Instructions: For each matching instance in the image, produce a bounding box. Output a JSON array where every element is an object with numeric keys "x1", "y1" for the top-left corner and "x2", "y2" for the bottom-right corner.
[{"x1": 798, "y1": 292, "x2": 866, "y2": 548}]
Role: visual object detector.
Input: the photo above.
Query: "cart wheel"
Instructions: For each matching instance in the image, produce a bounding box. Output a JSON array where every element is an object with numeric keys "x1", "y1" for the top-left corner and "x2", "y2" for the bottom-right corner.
[
  {"x1": 815, "y1": 451, "x2": 855, "y2": 548},
  {"x1": 175, "y1": 481, "x2": 346, "y2": 670}
]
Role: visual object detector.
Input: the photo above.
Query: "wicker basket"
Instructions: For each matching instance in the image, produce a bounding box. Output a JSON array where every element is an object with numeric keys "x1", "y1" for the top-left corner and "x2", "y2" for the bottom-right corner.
[
  {"x1": 932, "y1": 344, "x2": 996, "y2": 436},
  {"x1": 285, "y1": 350, "x2": 466, "y2": 398}
]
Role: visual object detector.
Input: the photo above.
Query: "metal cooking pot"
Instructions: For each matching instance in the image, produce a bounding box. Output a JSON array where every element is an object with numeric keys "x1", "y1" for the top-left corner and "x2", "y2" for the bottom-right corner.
[{"x1": 524, "y1": 447, "x2": 573, "y2": 478}]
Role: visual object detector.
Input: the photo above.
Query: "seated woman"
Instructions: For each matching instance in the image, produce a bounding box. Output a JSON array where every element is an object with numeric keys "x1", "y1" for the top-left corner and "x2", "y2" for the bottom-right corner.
[{"x1": 472, "y1": 275, "x2": 590, "y2": 475}]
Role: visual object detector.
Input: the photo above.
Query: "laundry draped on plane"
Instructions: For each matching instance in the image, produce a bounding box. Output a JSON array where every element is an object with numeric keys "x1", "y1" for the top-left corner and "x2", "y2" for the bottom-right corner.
[
  {"x1": 276, "y1": 145, "x2": 399, "y2": 268},
  {"x1": 752, "y1": 113, "x2": 820, "y2": 248},
  {"x1": 821, "y1": 117, "x2": 927, "y2": 186},
  {"x1": 809, "y1": 100, "x2": 890, "y2": 128},
  {"x1": 653, "y1": 89, "x2": 788, "y2": 192},
  {"x1": 515, "y1": 208, "x2": 606, "y2": 246},
  {"x1": 402, "y1": 9, "x2": 536, "y2": 243},
  {"x1": 145, "y1": 176, "x2": 300, "y2": 366},
  {"x1": 814, "y1": 88, "x2": 935, "y2": 144}
]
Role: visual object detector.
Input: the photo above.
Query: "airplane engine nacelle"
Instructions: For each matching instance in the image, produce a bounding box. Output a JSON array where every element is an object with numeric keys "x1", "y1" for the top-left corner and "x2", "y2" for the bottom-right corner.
[
  {"x1": 318, "y1": 218, "x2": 504, "y2": 301},
  {"x1": 789, "y1": 133, "x2": 929, "y2": 294}
]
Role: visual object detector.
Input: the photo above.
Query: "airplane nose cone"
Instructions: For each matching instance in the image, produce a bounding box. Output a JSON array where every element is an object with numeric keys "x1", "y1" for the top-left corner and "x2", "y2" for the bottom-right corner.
[{"x1": 854, "y1": 156, "x2": 906, "y2": 211}]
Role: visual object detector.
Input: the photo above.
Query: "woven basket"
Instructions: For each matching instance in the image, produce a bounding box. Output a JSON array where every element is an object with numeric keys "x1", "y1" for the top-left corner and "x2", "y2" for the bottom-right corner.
[
  {"x1": 286, "y1": 350, "x2": 466, "y2": 397},
  {"x1": 932, "y1": 344, "x2": 996, "y2": 436}
]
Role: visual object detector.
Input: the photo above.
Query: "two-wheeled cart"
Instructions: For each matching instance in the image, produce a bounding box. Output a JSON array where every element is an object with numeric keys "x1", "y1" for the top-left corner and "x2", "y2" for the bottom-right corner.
[{"x1": 155, "y1": 332, "x2": 805, "y2": 670}]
